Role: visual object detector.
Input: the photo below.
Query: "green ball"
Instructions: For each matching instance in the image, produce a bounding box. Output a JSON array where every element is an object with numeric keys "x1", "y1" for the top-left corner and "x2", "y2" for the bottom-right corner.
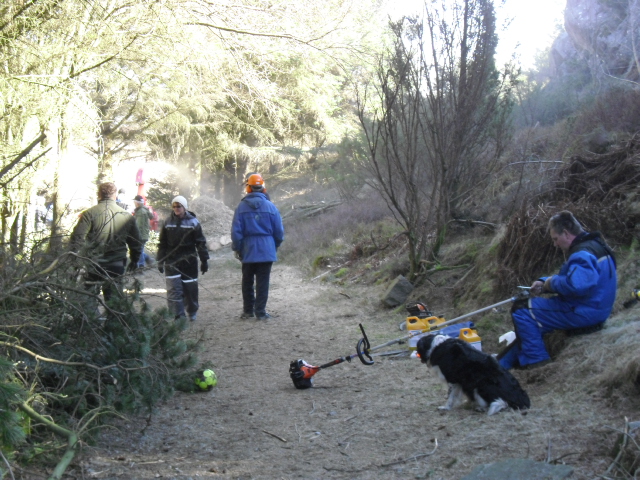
[
  {"x1": 194, "y1": 369, "x2": 217, "y2": 391},
  {"x1": 203, "y1": 369, "x2": 217, "y2": 386}
]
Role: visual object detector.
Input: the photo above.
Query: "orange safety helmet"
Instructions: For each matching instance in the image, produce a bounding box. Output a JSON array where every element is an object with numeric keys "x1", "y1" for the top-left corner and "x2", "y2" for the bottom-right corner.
[{"x1": 245, "y1": 173, "x2": 265, "y2": 193}]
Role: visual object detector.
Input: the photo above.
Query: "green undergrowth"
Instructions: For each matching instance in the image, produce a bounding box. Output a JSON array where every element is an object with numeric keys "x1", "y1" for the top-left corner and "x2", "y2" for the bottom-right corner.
[{"x1": 0, "y1": 252, "x2": 201, "y2": 472}]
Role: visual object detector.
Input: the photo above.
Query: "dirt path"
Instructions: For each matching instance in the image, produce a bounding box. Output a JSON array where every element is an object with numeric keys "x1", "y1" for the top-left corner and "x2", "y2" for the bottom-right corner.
[{"x1": 75, "y1": 247, "x2": 634, "y2": 479}]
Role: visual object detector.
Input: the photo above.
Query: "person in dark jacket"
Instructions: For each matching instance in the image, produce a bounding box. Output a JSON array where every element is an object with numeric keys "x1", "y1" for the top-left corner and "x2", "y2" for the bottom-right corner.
[
  {"x1": 498, "y1": 211, "x2": 617, "y2": 370},
  {"x1": 231, "y1": 174, "x2": 284, "y2": 320},
  {"x1": 132, "y1": 195, "x2": 154, "y2": 268},
  {"x1": 157, "y1": 195, "x2": 209, "y2": 322},
  {"x1": 69, "y1": 182, "x2": 142, "y2": 302}
]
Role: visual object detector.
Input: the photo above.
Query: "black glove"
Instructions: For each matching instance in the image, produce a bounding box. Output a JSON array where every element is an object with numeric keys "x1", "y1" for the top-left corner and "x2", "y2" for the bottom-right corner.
[
  {"x1": 126, "y1": 261, "x2": 138, "y2": 273},
  {"x1": 158, "y1": 264, "x2": 164, "y2": 274},
  {"x1": 234, "y1": 251, "x2": 242, "y2": 262},
  {"x1": 200, "y1": 261, "x2": 208, "y2": 275}
]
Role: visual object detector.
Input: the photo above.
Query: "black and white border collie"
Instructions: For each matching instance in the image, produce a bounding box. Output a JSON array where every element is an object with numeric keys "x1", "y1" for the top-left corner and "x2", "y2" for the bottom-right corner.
[{"x1": 416, "y1": 334, "x2": 530, "y2": 415}]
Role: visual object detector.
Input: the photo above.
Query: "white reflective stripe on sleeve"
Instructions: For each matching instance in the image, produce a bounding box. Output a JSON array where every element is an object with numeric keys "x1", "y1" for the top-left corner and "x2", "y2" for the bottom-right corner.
[
  {"x1": 165, "y1": 274, "x2": 181, "y2": 279},
  {"x1": 182, "y1": 278, "x2": 198, "y2": 283}
]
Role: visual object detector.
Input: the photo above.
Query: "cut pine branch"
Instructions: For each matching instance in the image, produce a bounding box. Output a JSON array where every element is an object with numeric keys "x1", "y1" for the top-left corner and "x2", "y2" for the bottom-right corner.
[{"x1": 18, "y1": 402, "x2": 78, "y2": 480}]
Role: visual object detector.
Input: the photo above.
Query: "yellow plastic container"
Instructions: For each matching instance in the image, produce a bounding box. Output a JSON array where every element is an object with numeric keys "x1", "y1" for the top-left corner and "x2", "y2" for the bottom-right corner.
[
  {"x1": 406, "y1": 315, "x2": 445, "y2": 332},
  {"x1": 459, "y1": 327, "x2": 482, "y2": 351}
]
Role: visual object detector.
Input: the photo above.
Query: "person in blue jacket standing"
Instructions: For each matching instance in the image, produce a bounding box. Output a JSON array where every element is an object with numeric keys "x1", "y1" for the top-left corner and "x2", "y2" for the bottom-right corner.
[
  {"x1": 231, "y1": 173, "x2": 284, "y2": 320},
  {"x1": 498, "y1": 211, "x2": 617, "y2": 370}
]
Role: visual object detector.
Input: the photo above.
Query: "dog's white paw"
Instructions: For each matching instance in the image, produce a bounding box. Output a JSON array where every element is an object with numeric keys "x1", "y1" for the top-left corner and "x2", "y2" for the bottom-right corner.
[
  {"x1": 487, "y1": 399, "x2": 508, "y2": 415},
  {"x1": 438, "y1": 405, "x2": 451, "y2": 411}
]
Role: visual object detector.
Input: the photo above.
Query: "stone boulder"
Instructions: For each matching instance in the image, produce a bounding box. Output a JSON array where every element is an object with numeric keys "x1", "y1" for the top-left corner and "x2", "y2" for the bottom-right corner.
[
  {"x1": 381, "y1": 275, "x2": 414, "y2": 308},
  {"x1": 461, "y1": 458, "x2": 573, "y2": 480}
]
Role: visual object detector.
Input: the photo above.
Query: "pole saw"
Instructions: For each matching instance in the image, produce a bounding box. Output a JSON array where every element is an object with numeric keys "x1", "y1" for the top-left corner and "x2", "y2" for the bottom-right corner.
[{"x1": 289, "y1": 288, "x2": 530, "y2": 389}]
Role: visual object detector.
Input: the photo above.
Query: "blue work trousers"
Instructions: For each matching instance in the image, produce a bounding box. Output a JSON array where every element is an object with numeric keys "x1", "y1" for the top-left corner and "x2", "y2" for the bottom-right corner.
[{"x1": 241, "y1": 262, "x2": 273, "y2": 316}]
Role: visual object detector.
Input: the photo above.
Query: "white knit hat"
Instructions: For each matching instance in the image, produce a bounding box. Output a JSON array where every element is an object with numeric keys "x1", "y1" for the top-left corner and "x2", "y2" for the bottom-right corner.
[{"x1": 172, "y1": 195, "x2": 188, "y2": 210}]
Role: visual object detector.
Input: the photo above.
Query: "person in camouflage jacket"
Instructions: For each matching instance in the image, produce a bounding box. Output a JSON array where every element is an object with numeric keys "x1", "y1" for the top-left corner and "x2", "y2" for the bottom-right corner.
[{"x1": 70, "y1": 182, "x2": 142, "y2": 302}]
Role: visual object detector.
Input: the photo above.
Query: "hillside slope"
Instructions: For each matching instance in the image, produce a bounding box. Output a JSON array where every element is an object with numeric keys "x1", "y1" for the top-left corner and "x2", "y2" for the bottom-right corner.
[{"x1": 61, "y1": 247, "x2": 640, "y2": 480}]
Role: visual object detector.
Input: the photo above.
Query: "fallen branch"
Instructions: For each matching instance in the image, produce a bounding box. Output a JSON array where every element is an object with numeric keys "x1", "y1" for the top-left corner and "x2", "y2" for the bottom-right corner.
[
  {"x1": 0, "y1": 341, "x2": 116, "y2": 371},
  {"x1": 604, "y1": 417, "x2": 635, "y2": 477},
  {"x1": 18, "y1": 401, "x2": 78, "y2": 480},
  {"x1": 451, "y1": 266, "x2": 476, "y2": 289},
  {"x1": 0, "y1": 341, "x2": 151, "y2": 373},
  {"x1": 281, "y1": 201, "x2": 342, "y2": 220},
  {"x1": 448, "y1": 218, "x2": 497, "y2": 230},
  {"x1": 0, "y1": 449, "x2": 15, "y2": 480},
  {"x1": 379, "y1": 439, "x2": 438, "y2": 467},
  {"x1": 261, "y1": 429, "x2": 287, "y2": 443},
  {"x1": 311, "y1": 261, "x2": 350, "y2": 281}
]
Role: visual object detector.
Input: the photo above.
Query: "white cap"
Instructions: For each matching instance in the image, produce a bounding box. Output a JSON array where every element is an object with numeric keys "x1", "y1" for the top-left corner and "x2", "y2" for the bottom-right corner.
[{"x1": 172, "y1": 195, "x2": 188, "y2": 210}]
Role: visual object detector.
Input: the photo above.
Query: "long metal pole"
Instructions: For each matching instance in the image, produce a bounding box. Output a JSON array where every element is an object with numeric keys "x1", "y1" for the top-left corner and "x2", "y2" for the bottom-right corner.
[
  {"x1": 429, "y1": 296, "x2": 517, "y2": 329},
  {"x1": 367, "y1": 295, "x2": 521, "y2": 354}
]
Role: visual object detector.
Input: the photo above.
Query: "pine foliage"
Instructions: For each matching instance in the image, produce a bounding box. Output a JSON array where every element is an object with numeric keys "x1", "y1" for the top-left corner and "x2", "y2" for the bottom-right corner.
[
  {"x1": 0, "y1": 357, "x2": 27, "y2": 453},
  {"x1": 0, "y1": 247, "x2": 199, "y2": 465}
]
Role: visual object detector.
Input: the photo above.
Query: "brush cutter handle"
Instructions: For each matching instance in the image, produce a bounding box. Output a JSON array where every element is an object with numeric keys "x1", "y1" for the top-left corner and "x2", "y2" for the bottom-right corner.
[
  {"x1": 356, "y1": 323, "x2": 374, "y2": 365},
  {"x1": 319, "y1": 357, "x2": 351, "y2": 369},
  {"x1": 427, "y1": 293, "x2": 528, "y2": 331}
]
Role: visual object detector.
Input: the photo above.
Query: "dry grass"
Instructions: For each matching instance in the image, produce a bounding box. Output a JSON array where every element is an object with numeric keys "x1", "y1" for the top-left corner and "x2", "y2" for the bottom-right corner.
[{"x1": 279, "y1": 193, "x2": 393, "y2": 270}]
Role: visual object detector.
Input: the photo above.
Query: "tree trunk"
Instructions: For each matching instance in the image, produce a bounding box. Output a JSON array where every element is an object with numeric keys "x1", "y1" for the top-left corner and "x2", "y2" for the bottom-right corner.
[{"x1": 48, "y1": 118, "x2": 68, "y2": 253}]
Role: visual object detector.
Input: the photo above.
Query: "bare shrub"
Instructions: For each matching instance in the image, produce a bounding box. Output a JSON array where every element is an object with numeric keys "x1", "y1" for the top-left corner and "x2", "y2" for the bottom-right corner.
[
  {"x1": 570, "y1": 87, "x2": 640, "y2": 139},
  {"x1": 494, "y1": 133, "x2": 640, "y2": 296},
  {"x1": 279, "y1": 193, "x2": 393, "y2": 268},
  {"x1": 357, "y1": 2, "x2": 515, "y2": 282}
]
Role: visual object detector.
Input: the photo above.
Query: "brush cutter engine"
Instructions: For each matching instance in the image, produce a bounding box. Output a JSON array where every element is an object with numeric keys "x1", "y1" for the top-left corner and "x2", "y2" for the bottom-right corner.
[
  {"x1": 289, "y1": 359, "x2": 317, "y2": 390},
  {"x1": 405, "y1": 302, "x2": 433, "y2": 318}
]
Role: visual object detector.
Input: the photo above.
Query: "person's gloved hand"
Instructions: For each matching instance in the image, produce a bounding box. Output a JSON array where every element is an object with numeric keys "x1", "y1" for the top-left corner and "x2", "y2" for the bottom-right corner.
[
  {"x1": 530, "y1": 280, "x2": 544, "y2": 296},
  {"x1": 158, "y1": 263, "x2": 164, "y2": 274},
  {"x1": 234, "y1": 251, "x2": 242, "y2": 262},
  {"x1": 126, "y1": 261, "x2": 137, "y2": 273},
  {"x1": 200, "y1": 260, "x2": 208, "y2": 275}
]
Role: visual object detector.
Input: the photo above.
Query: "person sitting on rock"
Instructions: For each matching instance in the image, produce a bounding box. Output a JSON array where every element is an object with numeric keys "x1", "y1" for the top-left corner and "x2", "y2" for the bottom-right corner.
[{"x1": 498, "y1": 210, "x2": 617, "y2": 370}]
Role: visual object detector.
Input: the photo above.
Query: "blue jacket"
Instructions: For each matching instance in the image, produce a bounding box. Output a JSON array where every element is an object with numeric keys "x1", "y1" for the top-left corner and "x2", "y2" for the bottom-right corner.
[
  {"x1": 538, "y1": 232, "x2": 617, "y2": 323},
  {"x1": 231, "y1": 193, "x2": 284, "y2": 263}
]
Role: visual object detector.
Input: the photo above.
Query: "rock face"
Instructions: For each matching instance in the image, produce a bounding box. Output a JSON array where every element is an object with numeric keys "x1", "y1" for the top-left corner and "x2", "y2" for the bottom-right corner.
[
  {"x1": 551, "y1": 0, "x2": 639, "y2": 82},
  {"x1": 189, "y1": 196, "x2": 234, "y2": 251}
]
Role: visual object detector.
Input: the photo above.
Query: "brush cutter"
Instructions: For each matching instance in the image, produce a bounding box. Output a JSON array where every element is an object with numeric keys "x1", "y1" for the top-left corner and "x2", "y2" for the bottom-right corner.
[{"x1": 289, "y1": 288, "x2": 531, "y2": 389}]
